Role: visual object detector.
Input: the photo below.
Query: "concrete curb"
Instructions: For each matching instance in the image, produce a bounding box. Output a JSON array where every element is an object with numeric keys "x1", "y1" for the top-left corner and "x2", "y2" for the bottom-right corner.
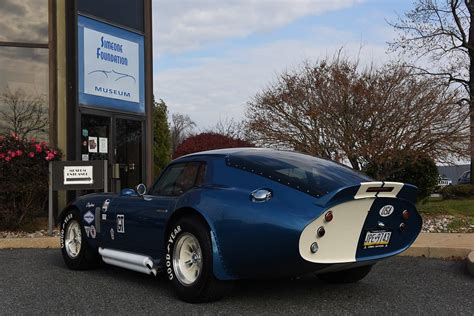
[
  {"x1": 399, "y1": 247, "x2": 471, "y2": 260},
  {"x1": 467, "y1": 251, "x2": 474, "y2": 277},
  {"x1": 396, "y1": 233, "x2": 474, "y2": 277},
  {"x1": 0, "y1": 234, "x2": 473, "y2": 277},
  {"x1": 0, "y1": 237, "x2": 59, "y2": 249}
]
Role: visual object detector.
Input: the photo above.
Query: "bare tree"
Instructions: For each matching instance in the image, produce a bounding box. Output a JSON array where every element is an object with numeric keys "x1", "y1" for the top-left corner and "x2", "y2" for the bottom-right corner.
[
  {"x1": 0, "y1": 88, "x2": 48, "y2": 139},
  {"x1": 170, "y1": 113, "x2": 196, "y2": 155},
  {"x1": 203, "y1": 117, "x2": 247, "y2": 140},
  {"x1": 388, "y1": 0, "x2": 474, "y2": 183},
  {"x1": 246, "y1": 57, "x2": 469, "y2": 171}
]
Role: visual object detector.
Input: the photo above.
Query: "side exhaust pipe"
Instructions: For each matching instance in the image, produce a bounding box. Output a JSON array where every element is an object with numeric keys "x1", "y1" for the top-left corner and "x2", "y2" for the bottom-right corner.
[{"x1": 99, "y1": 247, "x2": 158, "y2": 276}]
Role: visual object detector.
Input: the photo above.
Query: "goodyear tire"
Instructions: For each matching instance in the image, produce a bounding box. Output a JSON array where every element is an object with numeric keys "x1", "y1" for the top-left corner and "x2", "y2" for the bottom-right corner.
[
  {"x1": 60, "y1": 208, "x2": 100, "y2": 270},
  {"x1": 166, "y1": 215, "x2": 232, "y2": 303},
  {"x1": 317, "y1": 264, "x2": 373, "y2": 284}
]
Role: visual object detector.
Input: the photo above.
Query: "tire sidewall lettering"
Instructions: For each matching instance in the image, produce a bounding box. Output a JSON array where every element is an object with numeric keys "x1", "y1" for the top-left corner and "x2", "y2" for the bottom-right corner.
[
  {"x1": 60, "y1": 213, "x2": 74, "y2": 249},
  {"x1": 166, "y1": 225, "x2": 181, "y2": 281}
]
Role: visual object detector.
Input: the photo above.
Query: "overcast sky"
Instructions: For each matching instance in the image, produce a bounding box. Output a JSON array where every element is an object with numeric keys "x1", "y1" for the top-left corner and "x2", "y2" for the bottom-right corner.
[{"x1": 152, "y1": 0, "x2": 413, "y2": 129}]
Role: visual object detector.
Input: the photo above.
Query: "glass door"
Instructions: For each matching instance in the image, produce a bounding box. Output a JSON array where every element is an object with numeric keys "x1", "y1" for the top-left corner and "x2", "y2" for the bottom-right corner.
[
  {"x1": 81, "y1": 114, "x2": 111, "y2": 162},
  {"x1": 115, "y1": 118, "x2": 143, "y2": 189}
]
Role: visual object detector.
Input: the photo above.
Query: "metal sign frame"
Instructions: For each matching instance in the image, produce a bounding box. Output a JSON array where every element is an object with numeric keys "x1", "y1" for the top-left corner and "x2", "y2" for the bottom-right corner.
[{"x1": 48, "y1": 160, "x2": 108, "y2": 235}]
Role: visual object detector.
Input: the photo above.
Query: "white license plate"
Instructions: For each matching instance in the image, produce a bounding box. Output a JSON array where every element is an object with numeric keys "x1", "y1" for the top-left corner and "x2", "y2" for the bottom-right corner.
[{"x1": 363, "y1": 231, "x2": 391, "y2": 248}]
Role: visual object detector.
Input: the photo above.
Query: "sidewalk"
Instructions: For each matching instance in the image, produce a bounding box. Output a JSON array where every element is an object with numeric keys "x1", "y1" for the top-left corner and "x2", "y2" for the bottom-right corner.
[
  {"x1": 0, "y1": 233, "x2": 473, "y2": 276},
  {"x1": 399, "y1": 233, "x2": 474, "y2": 276},
  {"x1": 0, "y1": 236, "x2": 59, "y2": 249},
  {"x1": 399, "y1": 233, "x2": 474, "y2": 259},
  {"x1": 0, "y1": 233, "x2": 472, "y2": 255}
]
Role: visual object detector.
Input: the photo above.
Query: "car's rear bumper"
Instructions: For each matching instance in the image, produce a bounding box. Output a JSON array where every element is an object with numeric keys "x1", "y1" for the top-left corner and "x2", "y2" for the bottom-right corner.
[{"x1": 299, "y1": 196, "x2": 422, "y2": 265}]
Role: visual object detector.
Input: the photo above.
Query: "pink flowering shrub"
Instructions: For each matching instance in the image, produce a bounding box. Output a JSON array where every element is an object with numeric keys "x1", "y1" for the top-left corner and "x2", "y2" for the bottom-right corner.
[{"x1": 0, "y1": 133, "x2": 61, "y2": 229}]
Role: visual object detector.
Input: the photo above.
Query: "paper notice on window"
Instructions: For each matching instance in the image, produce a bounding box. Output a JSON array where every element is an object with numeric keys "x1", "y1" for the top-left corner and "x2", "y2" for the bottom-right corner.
[
  {"x1": 99, "y1": 137, "x2": 108, "y2": 154},
  {"x1": 88, "y1": 137, "x2": 98, "y2": 153}
]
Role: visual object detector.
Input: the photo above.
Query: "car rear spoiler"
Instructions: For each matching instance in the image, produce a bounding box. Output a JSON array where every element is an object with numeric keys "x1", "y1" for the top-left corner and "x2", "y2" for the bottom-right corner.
[{"x1": 315, "y1": 181, "x2": 418, "y2": 207}]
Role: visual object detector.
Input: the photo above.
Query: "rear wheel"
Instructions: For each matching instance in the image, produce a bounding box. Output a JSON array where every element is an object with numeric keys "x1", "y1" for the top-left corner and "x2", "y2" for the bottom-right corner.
[
  {"x1": 166, "y1": 215, "x2": 232, "y2": 303},
  {"x1": 317, "y1": 265, "x2": 373, "y2": 283},
  {"x1": 60, "y1": 208, "x2": 100, "y2": 270}
]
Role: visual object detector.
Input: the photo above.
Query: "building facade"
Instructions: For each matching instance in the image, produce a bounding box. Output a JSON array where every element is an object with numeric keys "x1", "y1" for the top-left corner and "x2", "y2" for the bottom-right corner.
[{"x1": 0, "y1": 0, "x2": 154, "y2": 200}]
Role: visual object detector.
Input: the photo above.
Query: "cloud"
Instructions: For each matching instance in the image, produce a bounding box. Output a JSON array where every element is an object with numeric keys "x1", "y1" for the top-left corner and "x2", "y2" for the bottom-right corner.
[
  {"x1": 0, "y1": 47, "x2": 48, "y2": 96},
  {"x1": 154, "y1": 33, "x2": 389, "y2": 128},
  {"x1": 153, "y1": 0, "x2": 364, "y2": 55},
  {"x1": 0, "y1": 0, "x2": 48, "y2": 43},
  {"x1": 151, "y1": 0, "x2": 402, "y2": 129}
]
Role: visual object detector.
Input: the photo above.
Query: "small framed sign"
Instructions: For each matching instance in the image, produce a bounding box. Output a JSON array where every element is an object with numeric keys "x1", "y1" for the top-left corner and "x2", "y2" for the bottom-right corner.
[{"x1": 63, "y1": 166, "x2": 94, "y2": 185}]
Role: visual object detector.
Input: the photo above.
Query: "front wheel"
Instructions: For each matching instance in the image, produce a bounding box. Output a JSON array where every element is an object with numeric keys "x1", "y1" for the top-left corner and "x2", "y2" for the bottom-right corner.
[
  {"x1": 317, "y1": 264, "x2": 373, "y2": 283},
  {"x1": 165, "y1": 215, "x2": 232, "y2": 303},
  {"x1": 60, "y1": 208, "x2": 100, "y2": 270}
]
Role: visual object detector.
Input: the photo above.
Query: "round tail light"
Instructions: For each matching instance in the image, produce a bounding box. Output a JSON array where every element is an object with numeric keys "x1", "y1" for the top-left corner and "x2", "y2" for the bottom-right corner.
[
  {"x1": 325, "y1": 211, "x2": 333, "y2": 222},
  {"x1": 399, "y1": 223, "x2": 406, "y2": 231},
  {"x1": 402, "y1": 210, "x2": 410, "y2": 220},
  {"x1": 317, "y1": 226, "x2": 325, "y2": 237}
]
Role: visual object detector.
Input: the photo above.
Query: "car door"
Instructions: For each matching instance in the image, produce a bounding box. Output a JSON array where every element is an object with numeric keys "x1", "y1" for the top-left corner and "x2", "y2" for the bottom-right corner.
[
  {"x1": 103, "y1": 162, "x2": 206, "y2": 258},
  {"x1": 107, "y1": 194, "x2": 175, "y2": 255}
]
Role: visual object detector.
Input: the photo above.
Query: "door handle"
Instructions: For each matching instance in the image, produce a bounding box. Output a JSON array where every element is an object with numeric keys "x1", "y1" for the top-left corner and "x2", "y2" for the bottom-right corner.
[{"x1": 250, "y1": 189, "x2": 272, "y2": 203}]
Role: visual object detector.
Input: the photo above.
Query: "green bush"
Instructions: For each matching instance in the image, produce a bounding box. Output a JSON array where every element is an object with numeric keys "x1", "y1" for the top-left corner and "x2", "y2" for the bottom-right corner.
[
  {"x1": 440, "y1": 184, "x2": 474, "y2": 200},
  {"x1": 0, "y1": 133, "x2": 61, "y2": 230},
  {"x1": 364, "y1": 153, "x2": 439, "y2": 201}
]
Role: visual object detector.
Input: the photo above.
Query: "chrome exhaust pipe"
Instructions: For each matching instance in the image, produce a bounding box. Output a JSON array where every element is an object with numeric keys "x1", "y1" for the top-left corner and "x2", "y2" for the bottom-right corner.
[{"x1": 99, "y1": 248, "x2": 158, "y2": 276}]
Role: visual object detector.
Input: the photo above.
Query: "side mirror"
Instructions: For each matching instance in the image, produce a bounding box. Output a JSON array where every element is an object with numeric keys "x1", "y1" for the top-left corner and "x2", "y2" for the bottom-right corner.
[{"x1": 136, "y1": 183, "x2": 147, "y2": 196}]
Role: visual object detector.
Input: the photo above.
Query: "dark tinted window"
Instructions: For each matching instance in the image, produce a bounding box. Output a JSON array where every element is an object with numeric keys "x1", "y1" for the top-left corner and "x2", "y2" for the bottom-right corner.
[
  {"x1": 151, "y1": 162, "x2": 206, "y2": 196},
  {"x1": 77, "y1": 0, "x2": 144, "y2": 32},
  {"x1": 226, "y1": 150, "x2": 371, "y2": 197}
]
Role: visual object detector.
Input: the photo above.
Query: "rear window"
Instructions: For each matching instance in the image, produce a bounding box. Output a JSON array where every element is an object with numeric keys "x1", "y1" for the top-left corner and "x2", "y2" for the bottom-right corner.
[{"x1": 225, "y1": 150, "x2": 371, "y2": 197}]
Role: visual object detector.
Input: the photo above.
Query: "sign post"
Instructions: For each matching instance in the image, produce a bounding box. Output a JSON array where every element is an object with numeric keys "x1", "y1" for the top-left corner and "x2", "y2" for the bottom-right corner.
[
  {"x1": 48, "y1": 160, "x2": 108, "y2": 235},
  {"x1": 48, "y1": 162, "x2": 53, "y2": 239}
]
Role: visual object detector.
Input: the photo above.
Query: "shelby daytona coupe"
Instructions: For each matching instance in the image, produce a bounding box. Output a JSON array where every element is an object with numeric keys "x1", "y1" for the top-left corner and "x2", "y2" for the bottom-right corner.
[{"x1": 59, "y1": 148, "x2": 422, "y2": 302}]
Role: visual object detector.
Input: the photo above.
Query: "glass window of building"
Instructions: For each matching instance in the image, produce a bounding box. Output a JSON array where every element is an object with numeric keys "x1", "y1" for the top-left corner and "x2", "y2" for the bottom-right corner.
[
  {"x1": 0, "y1": 1, "x2": 49, "y2": 43},
  {"x1": 0, "y1": 0, "x2": 49, "y2": 140}
]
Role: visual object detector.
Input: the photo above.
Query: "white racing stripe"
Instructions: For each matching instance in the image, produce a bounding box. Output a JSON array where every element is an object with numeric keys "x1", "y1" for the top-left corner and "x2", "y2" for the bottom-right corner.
[{"x1": 299, "y1": 199, "x2": 376, "y2": 264}]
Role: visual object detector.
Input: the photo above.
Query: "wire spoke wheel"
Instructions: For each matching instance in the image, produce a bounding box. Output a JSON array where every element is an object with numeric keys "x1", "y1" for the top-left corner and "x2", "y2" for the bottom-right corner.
[
  {"x1": 173, "y1": 233, "x2": 202, "y2": 286},
  {"x1": 65, "y1": 220, "x2": 82, "y2": 259}
]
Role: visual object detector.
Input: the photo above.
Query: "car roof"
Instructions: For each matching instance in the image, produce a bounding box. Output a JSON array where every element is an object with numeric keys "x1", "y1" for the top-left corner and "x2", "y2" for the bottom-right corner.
[{"x1": 175, "y1": 147, "x2": 278, "y2": 160}]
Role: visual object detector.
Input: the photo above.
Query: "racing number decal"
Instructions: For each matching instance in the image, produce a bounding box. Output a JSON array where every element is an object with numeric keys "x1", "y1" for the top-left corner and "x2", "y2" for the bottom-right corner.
[{"x1": 116, "y1": 214, "x2": 125, "y2": 233}]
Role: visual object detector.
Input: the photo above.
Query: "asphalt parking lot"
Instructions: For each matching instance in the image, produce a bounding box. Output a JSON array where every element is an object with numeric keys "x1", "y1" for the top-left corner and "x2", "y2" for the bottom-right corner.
[{"x1": 0, "y1": 249, "x2": 472, "y2": 314}]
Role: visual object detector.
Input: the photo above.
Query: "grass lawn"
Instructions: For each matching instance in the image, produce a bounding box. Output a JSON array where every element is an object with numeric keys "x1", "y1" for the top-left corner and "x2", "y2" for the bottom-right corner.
[{"x1": 417, "y1": 198, "x2": 474, "y2": 217}]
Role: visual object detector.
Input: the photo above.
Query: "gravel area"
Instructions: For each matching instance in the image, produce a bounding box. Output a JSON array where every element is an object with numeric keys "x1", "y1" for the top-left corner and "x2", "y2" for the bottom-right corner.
[
  {"x1": 421, "y1": 215, "x2": 474, "y2": 233},
  {"x1": 1, "y1": 229, "x2": 59, "y2": 239},
  {"x1": 422, "y1": 215, "x2": 454, "y2": 233}
]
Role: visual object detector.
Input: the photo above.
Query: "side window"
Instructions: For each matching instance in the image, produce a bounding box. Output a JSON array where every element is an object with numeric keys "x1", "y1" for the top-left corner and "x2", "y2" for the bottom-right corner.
[
  {"x1": 151, "y1": 162, "x2": 206, "y2": 196},
  {"x1": 151, "y1": 164, "x2": 186, "y2": 196},
  {"x1": 195, "y1": 163, "x2": 207, "y2": 187},
  {"x1": 172, "y1": 163, "x2": 200, "y2": 195}
]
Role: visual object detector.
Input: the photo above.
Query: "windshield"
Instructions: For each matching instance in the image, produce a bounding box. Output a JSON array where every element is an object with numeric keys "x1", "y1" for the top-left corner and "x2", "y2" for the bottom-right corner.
[{"x1": 226, "y1": 150, "x2": 372, "y2": 197}]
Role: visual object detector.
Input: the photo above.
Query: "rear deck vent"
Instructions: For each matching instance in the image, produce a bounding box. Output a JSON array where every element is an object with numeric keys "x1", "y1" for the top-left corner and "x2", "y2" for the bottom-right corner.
[{"x1": 366, "y1": 187, "x2": 394, "y2": 193}]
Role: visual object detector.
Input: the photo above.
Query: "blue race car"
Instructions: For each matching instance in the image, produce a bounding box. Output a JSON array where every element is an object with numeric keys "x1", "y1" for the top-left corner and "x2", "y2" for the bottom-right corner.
[{"x1": 59, "y1": 148, "x2": 422, "y2": 302}]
